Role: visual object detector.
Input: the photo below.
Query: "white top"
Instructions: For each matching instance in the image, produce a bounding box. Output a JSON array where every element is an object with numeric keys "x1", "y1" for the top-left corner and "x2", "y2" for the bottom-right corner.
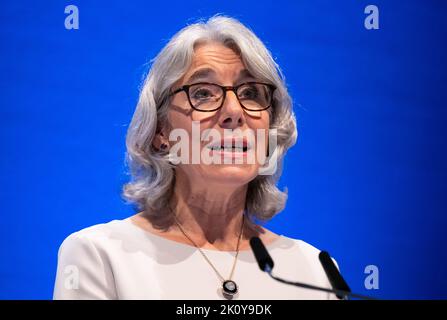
[{"x1": 53, "y1": 218, "x2": 338, "y2": 300}]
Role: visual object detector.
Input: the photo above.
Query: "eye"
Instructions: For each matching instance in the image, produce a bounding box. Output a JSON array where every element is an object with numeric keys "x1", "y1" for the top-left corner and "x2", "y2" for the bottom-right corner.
[
  {"x1": 238, "y1": 85, "x2": 259, "y2": 99},
  {"x1": 191, "y1": 87, "x2": 215, "y2": 100}
]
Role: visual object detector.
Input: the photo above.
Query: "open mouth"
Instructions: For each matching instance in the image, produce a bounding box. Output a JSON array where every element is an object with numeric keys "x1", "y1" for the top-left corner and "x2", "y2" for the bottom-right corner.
[{"x1": 206, "y1": 138, "x2": 252, "y2": 155}]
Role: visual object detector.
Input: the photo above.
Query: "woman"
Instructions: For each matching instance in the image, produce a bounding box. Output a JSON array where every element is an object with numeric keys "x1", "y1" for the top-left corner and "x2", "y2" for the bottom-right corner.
[{"x1": 53, "y1": 16, "x2": 337, "y2": 300}]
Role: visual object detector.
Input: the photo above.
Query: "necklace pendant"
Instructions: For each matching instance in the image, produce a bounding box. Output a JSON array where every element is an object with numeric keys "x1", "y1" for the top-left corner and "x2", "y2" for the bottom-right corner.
[{"x1": 222, "y1": 280, "x2": 238, "y2": 298}]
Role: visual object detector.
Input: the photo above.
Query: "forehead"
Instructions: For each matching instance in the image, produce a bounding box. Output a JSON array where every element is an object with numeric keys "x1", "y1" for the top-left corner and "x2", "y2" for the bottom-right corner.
[
  {"x1": 192, "y1": 42, "x2": 242, "y2": 65},
  {"x1": 181, "y1": 42, "x2": 250, "y2": 84}
]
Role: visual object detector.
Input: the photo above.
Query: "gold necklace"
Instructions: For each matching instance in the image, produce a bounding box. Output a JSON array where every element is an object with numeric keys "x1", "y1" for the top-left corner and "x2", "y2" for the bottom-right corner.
[{"x1": 172, "y1": 212, "x2": 245, "y2": 299}]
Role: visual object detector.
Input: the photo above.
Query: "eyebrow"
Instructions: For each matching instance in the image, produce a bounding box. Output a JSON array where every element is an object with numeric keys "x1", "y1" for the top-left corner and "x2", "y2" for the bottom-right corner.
[
  {"x1": 237, "y1": 69, "x2": 255, "y2": 81},
  {"x1": 185, "y1": 68, "x2": 256, "y2": 84},
  {"x1": 185, "y1": 68, "x2": 216, "y2": 84}
]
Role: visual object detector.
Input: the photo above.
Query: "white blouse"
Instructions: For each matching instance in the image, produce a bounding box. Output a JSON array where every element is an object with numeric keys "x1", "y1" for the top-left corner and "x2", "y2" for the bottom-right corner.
[{"x1": 53, "y1": 218, "x2": 338, "y2": 300}]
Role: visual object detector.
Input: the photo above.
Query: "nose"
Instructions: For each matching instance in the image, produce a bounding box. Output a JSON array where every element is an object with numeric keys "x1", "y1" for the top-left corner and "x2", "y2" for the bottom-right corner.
[{"x1": 218, "y1": 89, "x2": 245, "y2": 129}]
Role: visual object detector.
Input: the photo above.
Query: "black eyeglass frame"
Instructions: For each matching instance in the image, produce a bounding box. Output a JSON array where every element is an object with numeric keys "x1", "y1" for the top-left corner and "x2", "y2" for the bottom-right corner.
[{"x1": 169, "y1": 81, "x2": 277, "y2": 112}]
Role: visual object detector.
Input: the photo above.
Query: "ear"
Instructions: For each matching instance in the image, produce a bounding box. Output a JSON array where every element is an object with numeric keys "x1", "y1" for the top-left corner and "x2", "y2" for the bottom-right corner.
[{"x1": 152, "y1": 123, "x2": 169, "y2": 151}]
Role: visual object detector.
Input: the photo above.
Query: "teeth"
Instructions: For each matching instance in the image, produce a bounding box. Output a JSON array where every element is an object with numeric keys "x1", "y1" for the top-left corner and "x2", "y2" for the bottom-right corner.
[{"x1": 208, "y1": 146, "x2": 247, "y2": 151}]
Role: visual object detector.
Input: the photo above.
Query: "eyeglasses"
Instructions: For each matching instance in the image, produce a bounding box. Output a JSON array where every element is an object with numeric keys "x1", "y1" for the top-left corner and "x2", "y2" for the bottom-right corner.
[{"x1": 169, "y1": 82, "x2": 276, "y2": 112}]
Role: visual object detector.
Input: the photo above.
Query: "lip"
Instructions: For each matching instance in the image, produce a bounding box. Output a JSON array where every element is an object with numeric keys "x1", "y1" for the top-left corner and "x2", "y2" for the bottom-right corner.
[
  {"x1": 209, "y1": 149, "x2": 248, "y2": 159},
  {"x1": 206, "y1": 137, "x2": 253, "y2": 152}
]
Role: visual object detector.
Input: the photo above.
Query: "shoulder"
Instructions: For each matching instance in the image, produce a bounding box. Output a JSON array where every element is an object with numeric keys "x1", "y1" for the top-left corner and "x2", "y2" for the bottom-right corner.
[
  {"x1": 56, "y1": 220, "x2": 121, "y2": 262},
  {"x1": 272, "y1": 236, "x2": 341, "y2": 300},
  {"x1": 62, "y1": 220, "x2": 120, "y2": 241},
  {"x1": 54, "y1": 219, "x2": 132, "y2": 299},
  {"x1": 278, "y1": 235, "x2": 340, "y2": 270},
  {"x1": 258, "y1": 227, "x2": 324, "y2": 258},
  {"x1": 272, "y1": 234, "x2": 322, "y2": 255},
  {"x1": 53, "y1": 221, "x2": 129, "y2": 299},
  {"x1": 59, "y1": 219, "x2": 130, "y2": 249},
  {"x1": 295, "y1": 238, "x2": 324, "y2": 258},
  {"x1": 56, "y1": 219, "x2": 135, "y2": 270}
]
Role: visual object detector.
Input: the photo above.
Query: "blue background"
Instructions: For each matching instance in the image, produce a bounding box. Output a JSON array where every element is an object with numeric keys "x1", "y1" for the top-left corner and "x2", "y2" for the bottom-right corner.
[{"x1": 1, "y1": 0, "x2": 446, "y2": 299}]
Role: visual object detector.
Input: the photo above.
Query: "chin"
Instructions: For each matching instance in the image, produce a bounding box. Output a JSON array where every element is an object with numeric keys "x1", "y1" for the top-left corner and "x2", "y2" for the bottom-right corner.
[{"x1": 204, "y1": 164, "x2": 259, "y2": 185}]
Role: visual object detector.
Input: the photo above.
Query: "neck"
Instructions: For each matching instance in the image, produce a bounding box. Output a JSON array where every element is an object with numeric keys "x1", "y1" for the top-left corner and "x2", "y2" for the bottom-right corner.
[{"x1": 170, "y1": 170, "x2": 250, "y2": 250}]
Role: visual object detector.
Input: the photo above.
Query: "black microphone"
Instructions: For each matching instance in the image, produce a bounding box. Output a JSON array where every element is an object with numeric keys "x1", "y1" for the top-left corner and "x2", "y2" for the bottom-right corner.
[
  {"x1": 249, "y1": 236, "x2": 376, "y2": 300},
  {"x1": 249, "y1": 237, "x2": 274, "y2": 273},
  {"x1": 319, "y1": 250, "x2": 351, "y2": 299}
]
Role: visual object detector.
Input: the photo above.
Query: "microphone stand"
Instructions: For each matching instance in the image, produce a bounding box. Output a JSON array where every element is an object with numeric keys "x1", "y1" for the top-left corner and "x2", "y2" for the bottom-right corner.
[{"x1": 265, "y1": 266, "x2": 377, "y2": 300}]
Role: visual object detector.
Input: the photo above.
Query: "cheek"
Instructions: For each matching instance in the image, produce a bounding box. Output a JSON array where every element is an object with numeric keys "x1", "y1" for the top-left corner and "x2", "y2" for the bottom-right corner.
[
  {"x1": 246, "y1": 111, "x2": 270, "y2": 131},
  {"x1": 264, "y1": 112, "x2": 270, "y2": 128},
  {"x1": 167, "y1": 99, "x2": 215, "y2": 131},
  {"x1": 167, "y1": 108, "x2": 191, "y2": 133},
  {"x1": 191, "y1": 110, "x2": 218, "y2": 122},
  {"x1": 251, "y1": 113, "x2": 270, "y2": 151}
]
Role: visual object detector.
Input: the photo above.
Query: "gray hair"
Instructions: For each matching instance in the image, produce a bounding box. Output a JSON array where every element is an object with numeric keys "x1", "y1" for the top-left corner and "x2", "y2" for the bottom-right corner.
[{"x1": 123, "y1": 15, "x2": 297, "y2": 229}]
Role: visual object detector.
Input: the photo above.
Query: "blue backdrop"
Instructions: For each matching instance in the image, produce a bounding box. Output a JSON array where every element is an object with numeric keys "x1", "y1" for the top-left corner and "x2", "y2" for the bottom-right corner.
[{"x1": 1, "y1": 0, "x2": 446, "y2": 299}]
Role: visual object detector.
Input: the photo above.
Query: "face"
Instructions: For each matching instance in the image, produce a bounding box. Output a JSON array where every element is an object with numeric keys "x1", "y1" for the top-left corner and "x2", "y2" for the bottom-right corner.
[{"x1": 158, "y1": 42, "x2": 271, "y2": 188}]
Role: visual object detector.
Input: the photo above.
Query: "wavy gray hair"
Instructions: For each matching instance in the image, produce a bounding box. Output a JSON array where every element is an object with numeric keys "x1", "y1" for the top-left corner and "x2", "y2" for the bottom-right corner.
[{"x1": 123, "y1": 15, "x2": 297, "y2": 229}]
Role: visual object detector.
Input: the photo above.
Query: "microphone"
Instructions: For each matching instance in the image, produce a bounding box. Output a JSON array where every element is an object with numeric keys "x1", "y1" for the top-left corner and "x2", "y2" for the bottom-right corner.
[
  {"x1": 249, "y1": 237, "x2": 274, "y2": 273},
  {"x1": 249, "y1": 236, "x2": 376, "y2": 300},
  {"x1": 319, "y1": 250, "x2": 351, "y2": 299}
]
